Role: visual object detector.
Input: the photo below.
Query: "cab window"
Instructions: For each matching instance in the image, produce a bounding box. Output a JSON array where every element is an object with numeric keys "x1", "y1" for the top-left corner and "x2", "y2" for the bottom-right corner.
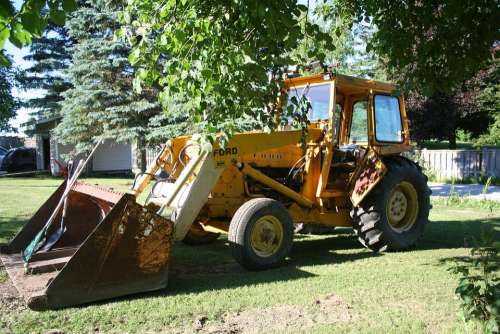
[
  {"x1": 349, "y1": 100, "x2": 368, "y2": 143},
  {"x1": 288, "y1": 84, "x2": 330, "y2": 121},
  {"x1": 374, "y1": 95, "x2": 403, "y2": 142}
]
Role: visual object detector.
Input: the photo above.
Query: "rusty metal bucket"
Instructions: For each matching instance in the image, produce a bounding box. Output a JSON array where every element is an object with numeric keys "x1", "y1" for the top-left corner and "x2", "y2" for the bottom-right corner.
[{"x1": 0, "y1": 181, "x2": 174, "y2": 310}]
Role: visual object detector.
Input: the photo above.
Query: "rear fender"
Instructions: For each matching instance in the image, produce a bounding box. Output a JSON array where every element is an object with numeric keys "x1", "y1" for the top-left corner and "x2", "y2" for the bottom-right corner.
[{"x1": 348, "y1": 149, "x2": 387, "y2": 206}]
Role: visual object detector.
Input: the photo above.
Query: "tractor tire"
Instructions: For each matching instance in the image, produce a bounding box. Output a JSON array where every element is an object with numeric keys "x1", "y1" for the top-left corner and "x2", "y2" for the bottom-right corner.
[
  {"x1": 182, "y1": 221, "x2": 220, "y2": 246},
  {"x1": 229, "y1": 198, "x2": 294, "y2": 271},
  {"x1": 351, "y1": 156, "x2": 430, "y2": 252}
]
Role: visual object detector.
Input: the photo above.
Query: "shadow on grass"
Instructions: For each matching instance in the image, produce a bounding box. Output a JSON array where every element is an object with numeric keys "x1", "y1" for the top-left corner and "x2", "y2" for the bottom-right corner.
[
  {"x1": 418, "y1": 216, "x2": 500, "y2": 250},
  {"x1": 0, "y1": 218, "x2": 25, "y2": 245},
  {"x1": 70, "y1": 232, "x2": 380, "y2": 310},
  {"x1": 0, "y1": 185, "x2": 59, "y2": 188},
  {"x1": 122, "y1": 217, "x2": 500, "y2": 304},
  {"x1": 3, "y1": 208, "x2": 499, "y2": 309}
]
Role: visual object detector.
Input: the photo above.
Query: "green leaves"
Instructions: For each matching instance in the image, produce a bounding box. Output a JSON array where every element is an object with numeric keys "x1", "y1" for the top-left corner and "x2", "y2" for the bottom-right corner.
[
  {"x1": 0, "y1": 52, "x2": 10, "y2": 67},
  {"x1": 0, "y1": 0, "x2": 79, "y2": 66},
  {"x1": 0, "y1": 24, "x2": 10, "y2": 49},
  {"x1": 62, "y1": 0, "x2": 77, "y2": 11},
  {"x1": 329, "y1": 0, "x2": 499, "y2": 95},
  {"x1": 0, "y1": 1, "x2": 15, "y2": 18},
  {"x1": 9, "y1": 23, "x2": 32, "y2": 48},
  {"x1": 447, "y1": 230, "x2": 500, "y2": 329},
  {"x1": 123, "y1": 0, "x2": 328, "y2": 143},
  {"x1": 20, "y1": 11, "x2": 45, "y2": 37},
  {"x1": 20, "y1": 12, "x2": 47, "y2": 37},
  {"x1": 49, "y1": 8, "x2": 66, "y2": 25},
  {"x1": 128, "y1": 47, "x2": 141, "y2": 65}
]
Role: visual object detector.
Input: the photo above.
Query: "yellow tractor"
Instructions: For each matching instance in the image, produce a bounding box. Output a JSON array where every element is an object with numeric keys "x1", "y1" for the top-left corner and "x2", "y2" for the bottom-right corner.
[{"x1": 0, "y1": 72, "x2": 430, "y2": 309}]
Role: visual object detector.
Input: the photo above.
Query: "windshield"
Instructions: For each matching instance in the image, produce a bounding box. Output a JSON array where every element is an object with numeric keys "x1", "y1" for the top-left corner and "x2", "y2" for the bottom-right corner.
[
  {"x1": 287, "y1": 84, "x2": 331, "y2": 121},
  {"x1": 286, "y1": 83, "x2": 343, "y2": 140}
]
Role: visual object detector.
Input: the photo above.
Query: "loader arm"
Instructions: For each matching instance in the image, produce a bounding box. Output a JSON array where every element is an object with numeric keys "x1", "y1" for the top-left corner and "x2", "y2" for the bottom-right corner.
[{"x1": 155, "y1": 151, "x2": 224, "y2": 240}]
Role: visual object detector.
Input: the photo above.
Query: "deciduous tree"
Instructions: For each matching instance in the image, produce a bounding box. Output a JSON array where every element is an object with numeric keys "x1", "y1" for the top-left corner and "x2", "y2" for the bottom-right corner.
[
  {"x1": 324, "y1": 0, "x2": 499, "y2": 95},
  {"x1": 407, "y1": 50, "x2": 499, "y2": 148},
  {"x1": 123, "y1": 0, "x2": 331, "y2": 144},
  {"x1": 0, "y1": 0, "x2": 77, "y2": 66}
]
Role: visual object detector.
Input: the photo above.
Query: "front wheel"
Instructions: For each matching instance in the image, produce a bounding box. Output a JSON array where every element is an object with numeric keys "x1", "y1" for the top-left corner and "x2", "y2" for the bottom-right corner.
[
  {"x1": 351, "y1": 157, "x2": 431, "y2": 252},
  {"x1": 229, "y1": 198, "x2": 294, "y2": 270}
]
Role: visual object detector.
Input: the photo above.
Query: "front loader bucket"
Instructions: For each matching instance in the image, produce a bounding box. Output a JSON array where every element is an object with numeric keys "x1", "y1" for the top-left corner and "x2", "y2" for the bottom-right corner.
[{"x1": 0, "y1": 181, "x2": 174, "y2": 310}]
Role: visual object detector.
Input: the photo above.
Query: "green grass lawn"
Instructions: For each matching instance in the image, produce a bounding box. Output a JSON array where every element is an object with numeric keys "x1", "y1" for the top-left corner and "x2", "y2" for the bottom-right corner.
[{"x1": 1, "y1": 177, "x2": 499, "y2": 333}]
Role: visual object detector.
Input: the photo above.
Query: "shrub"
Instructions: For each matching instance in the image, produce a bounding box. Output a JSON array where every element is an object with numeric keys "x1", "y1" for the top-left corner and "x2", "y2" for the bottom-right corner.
[{"x1": 448, "y1": 230, "x2": 499, "y2": 333}]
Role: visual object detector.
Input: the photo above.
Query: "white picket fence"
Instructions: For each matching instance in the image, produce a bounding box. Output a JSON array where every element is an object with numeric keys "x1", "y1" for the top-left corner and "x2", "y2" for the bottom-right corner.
[
  {"x1": 145, "y1": 146, "x2": 163, "y2": 169},
  {"x1": 416, "y1": 148, "x2": 499, "y2": 180}
]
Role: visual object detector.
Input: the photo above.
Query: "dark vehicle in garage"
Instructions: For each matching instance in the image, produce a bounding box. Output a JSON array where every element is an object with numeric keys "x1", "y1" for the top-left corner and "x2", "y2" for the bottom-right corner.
[{"x1": 0, "y1": 147, "x2": 37, "y2": 173}]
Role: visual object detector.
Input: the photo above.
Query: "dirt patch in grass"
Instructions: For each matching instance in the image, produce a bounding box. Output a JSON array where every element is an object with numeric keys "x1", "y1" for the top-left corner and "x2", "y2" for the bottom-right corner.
[
  {"x1": 199, "y1": 293, "x2": 355, "y2": 333},
  {"x1": 0, "y1": 275, "x2": 27, "y2": 333},
  {"x1": 0, "y1": 273, "x2": 23, "y2": 310},
  {"x1": 0, "y1": 266, "x2": 7, "y2": 284}
]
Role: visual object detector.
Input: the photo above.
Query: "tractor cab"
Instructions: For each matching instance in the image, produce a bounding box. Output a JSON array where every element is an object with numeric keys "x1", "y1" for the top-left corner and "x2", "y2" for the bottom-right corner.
[
  {"x1": 284, "y1": 73, "x2": 411, "y2": 155},
  {"x1": 282, "y1": 73, "x2": 415, "y2": 207}
]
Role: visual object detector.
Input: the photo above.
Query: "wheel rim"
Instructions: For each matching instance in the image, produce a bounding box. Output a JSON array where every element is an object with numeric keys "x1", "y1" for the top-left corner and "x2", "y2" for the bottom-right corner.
[
  {"x1": 386, "y1": 181, "x2": 419, "y2": 232},
  {"x1": 250, "y1": 215, "x2": 284, "y2": 258}
]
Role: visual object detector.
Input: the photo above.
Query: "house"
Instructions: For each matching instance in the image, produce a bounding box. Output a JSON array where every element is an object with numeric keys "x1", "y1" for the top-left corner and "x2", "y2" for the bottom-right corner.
[
  {"x1": 33, "y1": 118, "x2": 142, "y2": 176},
  {"x1": 33, "y1": 117, "x2": 58, "y2": 171}
]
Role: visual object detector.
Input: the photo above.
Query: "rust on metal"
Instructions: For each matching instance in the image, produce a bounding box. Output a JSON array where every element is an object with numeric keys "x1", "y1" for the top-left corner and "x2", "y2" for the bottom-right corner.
[
  {"x1": 350, "y1": 151, "x2": 387, "y2": 206},
  {"x1": 0, "y1": 183, "x2": 174, "y2": 310},
  {"x1": 72, "y1": 182, "x2": 124, "y2": 204}
]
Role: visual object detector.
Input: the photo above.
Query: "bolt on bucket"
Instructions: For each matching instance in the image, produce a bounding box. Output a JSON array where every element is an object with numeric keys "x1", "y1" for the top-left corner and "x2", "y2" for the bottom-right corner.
[{"x1": 0, "y1": 181, "x2": 174, "y2": 310}]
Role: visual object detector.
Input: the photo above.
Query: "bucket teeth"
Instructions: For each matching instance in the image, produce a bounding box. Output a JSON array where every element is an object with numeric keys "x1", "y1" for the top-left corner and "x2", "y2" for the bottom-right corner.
[{"x1": 72, "y1": 182, "x2": 125, "y2": 204}]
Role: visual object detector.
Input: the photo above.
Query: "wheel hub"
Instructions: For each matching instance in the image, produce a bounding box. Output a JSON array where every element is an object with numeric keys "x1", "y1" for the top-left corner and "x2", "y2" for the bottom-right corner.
[
  {"x1": 388, "y1": 190, "x2": 408, "y2": 223},
  {"x1": 250, "y1": 215, "x2": 283, "y2": 257},
  {"x1": 386, "y1": 181, "x2": 419, "y2": 232}
]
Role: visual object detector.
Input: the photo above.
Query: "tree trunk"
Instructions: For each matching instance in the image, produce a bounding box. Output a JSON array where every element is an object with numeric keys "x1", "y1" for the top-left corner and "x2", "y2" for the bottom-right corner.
[
  {"x1": 132, "y1": 137, "x2": 147, "y2": 174},
  {"x1": 448, "y1": 131, "x2": 457, "y2": 149},
  {"x1": 139, "y1": 146, "x2": 147, "y2": 173}
]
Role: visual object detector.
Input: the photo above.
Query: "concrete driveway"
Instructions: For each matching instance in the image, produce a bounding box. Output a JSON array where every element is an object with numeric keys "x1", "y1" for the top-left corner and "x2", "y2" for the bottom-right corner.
[{"x1": 429, "y1": 182, "x2": 500, "y2": 201}]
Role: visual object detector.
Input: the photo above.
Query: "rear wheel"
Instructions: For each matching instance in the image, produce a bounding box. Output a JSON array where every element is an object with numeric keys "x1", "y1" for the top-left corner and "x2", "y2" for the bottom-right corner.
[
  {"x1": 351, "y1": 157, "x2": 430, "y2": 252},
  {"x1": 229, "y1": 198, "x2": 294, "y2": 270}
]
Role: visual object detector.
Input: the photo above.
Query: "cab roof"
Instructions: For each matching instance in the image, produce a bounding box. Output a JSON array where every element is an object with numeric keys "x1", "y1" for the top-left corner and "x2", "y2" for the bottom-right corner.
[{"x1": 284, "y1": 73, "x2": 397, "y2": 95}]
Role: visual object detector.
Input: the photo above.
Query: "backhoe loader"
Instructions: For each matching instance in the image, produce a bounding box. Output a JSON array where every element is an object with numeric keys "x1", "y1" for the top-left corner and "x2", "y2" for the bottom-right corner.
[{"x1": 0, "y1": 72, "x2": 430, "y2": 310}]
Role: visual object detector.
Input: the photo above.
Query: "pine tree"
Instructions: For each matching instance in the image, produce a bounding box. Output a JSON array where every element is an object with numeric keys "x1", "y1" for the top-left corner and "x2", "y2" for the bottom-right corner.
[
  {"x1": 55, "y1": 0, "x2": 178, "y2": 167},
  {"x1": 0, "y1": 66, "x2": 16, "y2": 131},
  {"x1": 16, "y1": 24, "x2": 73, "y2": 134},
  {"x1": 346, "y1": 23, "x2": 387, "y2": 81}
]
